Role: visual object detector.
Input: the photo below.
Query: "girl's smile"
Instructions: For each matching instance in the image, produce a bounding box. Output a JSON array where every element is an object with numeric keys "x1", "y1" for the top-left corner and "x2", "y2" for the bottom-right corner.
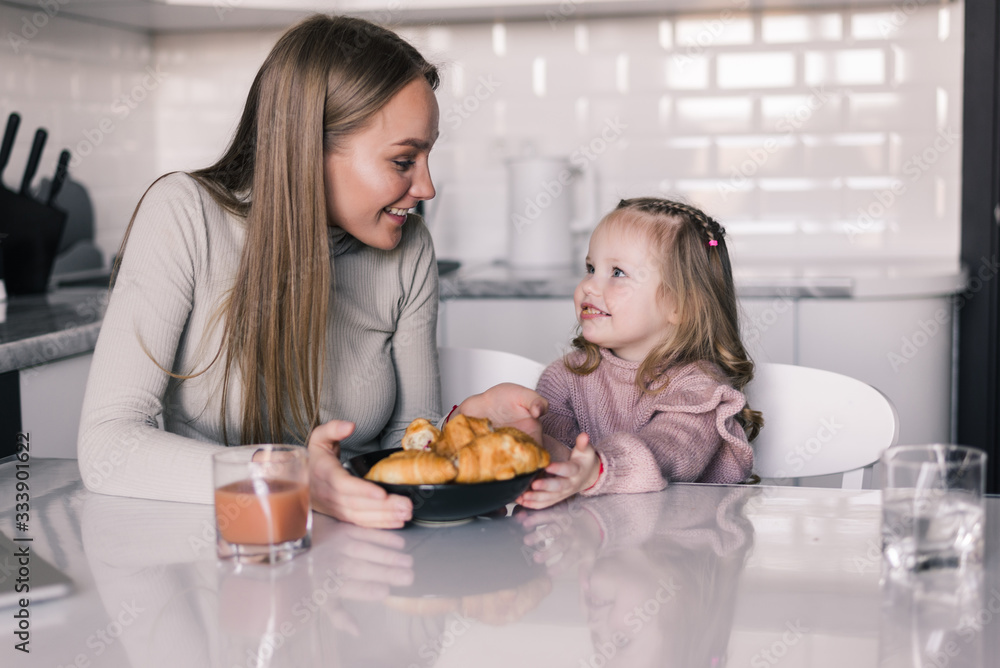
[{"x1": 580, "y1": 303, "x2": 610, "y2": 318}]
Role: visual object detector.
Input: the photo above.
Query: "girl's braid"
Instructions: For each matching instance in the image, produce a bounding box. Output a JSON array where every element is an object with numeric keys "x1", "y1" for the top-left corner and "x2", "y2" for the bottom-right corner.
[{"x1": 618, "y1": 198, "x2": 725, "y2": 246}]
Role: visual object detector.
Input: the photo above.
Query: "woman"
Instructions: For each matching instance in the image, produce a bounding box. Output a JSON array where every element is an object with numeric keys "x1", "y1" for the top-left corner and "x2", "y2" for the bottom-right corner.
[{"x1": 78, "y1": 15, "x2": 545, "y2": 529}]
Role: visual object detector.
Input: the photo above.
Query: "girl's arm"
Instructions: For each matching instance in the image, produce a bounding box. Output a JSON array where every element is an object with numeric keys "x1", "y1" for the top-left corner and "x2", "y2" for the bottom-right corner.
[
  {"x1": 584, "y1": 382, "x2": 753, "y2": 496},
  {"x1": 535, "y1": 361, "x2": 577, "y2": 462}
]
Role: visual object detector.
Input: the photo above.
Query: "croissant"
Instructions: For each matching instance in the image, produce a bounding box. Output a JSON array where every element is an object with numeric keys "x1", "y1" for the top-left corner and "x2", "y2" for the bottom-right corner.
[
  {"x1": 434, "y1": 414, "x2": 493, "y2": 459},
  {"x1": 365, "y1": 450, "x2": 458, "y2": 485},
  {"x1": 455, "y1": 431, "x2": 550, "y2": 484},
  {"x1": 401, "y1": 418, "x2": 441, "y2": 451}
]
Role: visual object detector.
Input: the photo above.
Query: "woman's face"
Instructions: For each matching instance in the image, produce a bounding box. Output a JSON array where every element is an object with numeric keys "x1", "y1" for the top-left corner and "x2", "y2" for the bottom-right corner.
[{"x1": 324, "y1": 77, "x2": 439, "y2": 250}]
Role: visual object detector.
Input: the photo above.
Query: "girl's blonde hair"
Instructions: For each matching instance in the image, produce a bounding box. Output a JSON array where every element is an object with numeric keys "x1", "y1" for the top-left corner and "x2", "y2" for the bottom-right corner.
[
  {"x1": 567, "y1": 197, "x2": 763, "y2": 440},
  {"x1": 112, "y1": 15, "x2": 439, "y2": 445}
]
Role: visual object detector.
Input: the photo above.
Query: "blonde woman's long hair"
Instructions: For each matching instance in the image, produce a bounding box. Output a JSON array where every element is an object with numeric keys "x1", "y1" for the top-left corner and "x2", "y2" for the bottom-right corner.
[
  {"x1": 112, "y1": 15, "x2": 439, "y2": 445},
  {"x1": 567, "y1": 198, "x2": 763, "y2": 440}
]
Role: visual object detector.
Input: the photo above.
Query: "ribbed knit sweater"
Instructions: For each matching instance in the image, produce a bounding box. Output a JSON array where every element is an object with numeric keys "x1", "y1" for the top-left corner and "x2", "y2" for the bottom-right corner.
[
  {"x1": 537, "y1": 349, "x2": 754, "y2": 495},
  {"x1": 78, "y1": 173, "x2": 441, "y2": 505}
]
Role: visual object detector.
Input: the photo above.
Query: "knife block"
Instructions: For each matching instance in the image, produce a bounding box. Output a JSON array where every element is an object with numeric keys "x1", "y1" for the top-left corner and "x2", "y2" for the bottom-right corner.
[{"x1": 0, "y1": 190, "x2": 67, "y2": 295}]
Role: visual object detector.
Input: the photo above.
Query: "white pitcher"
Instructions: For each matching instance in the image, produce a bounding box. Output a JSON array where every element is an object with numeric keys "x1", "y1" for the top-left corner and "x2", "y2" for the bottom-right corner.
[{"x1": 506, "y1": 156, "x2": 578, "y2": 268}]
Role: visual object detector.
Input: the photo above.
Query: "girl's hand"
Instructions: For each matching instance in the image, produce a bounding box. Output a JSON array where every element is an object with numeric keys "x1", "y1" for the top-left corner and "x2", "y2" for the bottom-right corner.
[
  {"x1": 516, "y1": 433, "x2": 601, "y2": 510},
  {"x1": 458, "y1": 382, "x2": 548, "y2": 444},
  {"x1": 307, "y1": 419, "x2": 413, "y2": 529},
  {"x1": 514, "y1": 504, "x2": 603, "y2": 577}
]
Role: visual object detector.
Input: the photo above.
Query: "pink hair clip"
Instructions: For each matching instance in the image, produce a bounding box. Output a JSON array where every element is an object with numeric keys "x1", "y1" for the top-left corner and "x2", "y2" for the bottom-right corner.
[{"x1": 708, "y1": 239, "x2": 718, "y2": 246}]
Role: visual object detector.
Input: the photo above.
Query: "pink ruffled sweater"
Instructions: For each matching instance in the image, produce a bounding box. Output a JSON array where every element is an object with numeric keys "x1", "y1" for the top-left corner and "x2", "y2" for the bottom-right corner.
[{"x1": 537, "y1": 348, "x2": 754, "y2": 496}]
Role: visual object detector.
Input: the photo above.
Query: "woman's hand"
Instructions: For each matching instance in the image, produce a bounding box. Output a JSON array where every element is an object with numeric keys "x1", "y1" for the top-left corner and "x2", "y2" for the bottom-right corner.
[
  {"x1": 308, "y1": 419, "x2": 413, "y2": 529},
  {"x1": 458, "y1": 382, "x2": 548, "y2": 444},
  {"x1": 516, "y1": 433, "x2": 601, "y2": 510}
]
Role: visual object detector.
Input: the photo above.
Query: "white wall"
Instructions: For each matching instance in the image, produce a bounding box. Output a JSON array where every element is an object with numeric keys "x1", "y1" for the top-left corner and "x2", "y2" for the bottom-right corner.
[{"x1": 3, "y1": 3, "x2": 964, "y2": 268}]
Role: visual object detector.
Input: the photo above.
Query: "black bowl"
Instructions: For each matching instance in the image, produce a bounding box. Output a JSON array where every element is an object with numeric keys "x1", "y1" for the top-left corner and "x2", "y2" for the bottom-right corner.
[{"x1": 347, "y1": 448, "x2": 543, "y2": 523}]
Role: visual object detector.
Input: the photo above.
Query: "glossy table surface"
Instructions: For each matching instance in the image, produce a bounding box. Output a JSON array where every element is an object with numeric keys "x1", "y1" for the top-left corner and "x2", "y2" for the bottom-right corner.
[{"x1": 2, "y1": 458, "x2": 998, "y2": 668}]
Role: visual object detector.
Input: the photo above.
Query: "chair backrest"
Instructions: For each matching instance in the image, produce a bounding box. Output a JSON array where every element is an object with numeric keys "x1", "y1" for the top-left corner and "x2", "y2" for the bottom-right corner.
[
  {"x1": 438, "y1": 347, "x2": 547, "y2": 411},
  {"x1": 745, "y1": 363, "x2": 900, "y2": 489}
]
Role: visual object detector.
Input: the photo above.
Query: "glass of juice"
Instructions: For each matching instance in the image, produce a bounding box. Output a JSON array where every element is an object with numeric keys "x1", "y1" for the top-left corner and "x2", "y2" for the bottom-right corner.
[{"x1": 213, "y1": 445, "x2": 311, "y2": 564}]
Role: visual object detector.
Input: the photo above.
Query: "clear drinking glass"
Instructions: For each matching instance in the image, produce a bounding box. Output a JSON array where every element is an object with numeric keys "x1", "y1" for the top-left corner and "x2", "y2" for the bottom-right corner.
[
  {"x1": 213, "y1": 445, "x2": 311, "y2": 564},
  {"x1": 880, "y1": 444, "x2": 986, "y2": 583}
]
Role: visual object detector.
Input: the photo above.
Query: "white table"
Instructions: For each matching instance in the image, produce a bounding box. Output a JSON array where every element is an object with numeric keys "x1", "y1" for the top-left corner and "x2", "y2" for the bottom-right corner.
[{"x1": 2, "y1": 458, "x2": 998, "y2": 668}]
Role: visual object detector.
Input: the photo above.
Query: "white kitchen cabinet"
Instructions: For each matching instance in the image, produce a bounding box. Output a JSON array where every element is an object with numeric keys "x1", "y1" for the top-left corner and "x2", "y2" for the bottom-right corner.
[
  {"x1": 441, "y1": 293, "x2": 956, "y2": 447},
  {"x1": 739, "y1": 296, "x2": 796, "y2": 365},
  {"x1": 19, "y1": 352, "x2": 93, "y2": 459},
  {"x1": 439, "y1": 296, "x2": 798, "y2": 368},
  {"x1": 797, "y1": 297, "x2": 953, "y2": 446},
  {"x1": 438, "y1": 298, "x2": 577, "y2": 366}
]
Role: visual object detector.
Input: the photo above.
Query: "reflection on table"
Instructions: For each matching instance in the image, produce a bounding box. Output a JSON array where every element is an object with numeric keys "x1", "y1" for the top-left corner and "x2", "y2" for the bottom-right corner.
[{"x1": 1, "y1": 459, "x2": 998, "y2": 667}]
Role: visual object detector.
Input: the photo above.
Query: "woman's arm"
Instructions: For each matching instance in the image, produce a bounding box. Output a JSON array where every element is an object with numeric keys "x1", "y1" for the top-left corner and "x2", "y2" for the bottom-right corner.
[
  {"x1": 378, "y1": 218, "x2": 442, "y2": 450},
  {"x1": 78, "y1": 175, "x2": 232, "y2": 504}
]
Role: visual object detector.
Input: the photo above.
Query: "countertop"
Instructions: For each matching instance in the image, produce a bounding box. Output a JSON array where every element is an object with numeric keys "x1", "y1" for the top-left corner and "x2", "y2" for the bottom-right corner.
[
  {"x1": 441, "y1": 258, "x2": 967, "y2": 300},
  {"x1": 0, "y1": 258, "x2": 967, "y2": 373},
  {"x1": 2, "y1": 458, "x2": 998, "y2": 667},
  {"x1": 0, "y1": 286, "x2": 108, "y2": 374}
]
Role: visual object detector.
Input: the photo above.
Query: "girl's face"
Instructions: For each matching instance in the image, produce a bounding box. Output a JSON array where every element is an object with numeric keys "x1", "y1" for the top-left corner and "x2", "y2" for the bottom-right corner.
[
  {"x1": 574, "y1": 222, "x2": 679, "y2": 362},
  {"x1": 324, "y1": 77, "x2": 439, "y2": 250}
]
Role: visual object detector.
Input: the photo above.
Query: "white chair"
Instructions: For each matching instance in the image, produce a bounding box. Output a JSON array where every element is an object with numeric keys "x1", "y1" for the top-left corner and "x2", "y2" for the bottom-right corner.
[
  {"x1": 438, "y1": 346, "x2": 547, "y2": 411},
  {"x1": 745, "y1": 363, "x2": 900, "y2": 489}
]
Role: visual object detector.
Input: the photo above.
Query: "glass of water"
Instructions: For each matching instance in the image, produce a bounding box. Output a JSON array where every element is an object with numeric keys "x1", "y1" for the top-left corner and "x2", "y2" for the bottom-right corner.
[{"x1": 880, "y1": 444, "x2": 986, "y2": 584}]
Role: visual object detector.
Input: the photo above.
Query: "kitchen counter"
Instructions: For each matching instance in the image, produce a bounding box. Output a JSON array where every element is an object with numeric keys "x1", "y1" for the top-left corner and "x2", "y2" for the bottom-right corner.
[
  {"x1": 440, "y1": 258, "x2": 968, "y2": 300},
  {"x1": 0, "y1": 259, "x2": 967, "y2": 373},
  {"x1": 0, "y1": 286, "x2": 108, "y2": 374}
]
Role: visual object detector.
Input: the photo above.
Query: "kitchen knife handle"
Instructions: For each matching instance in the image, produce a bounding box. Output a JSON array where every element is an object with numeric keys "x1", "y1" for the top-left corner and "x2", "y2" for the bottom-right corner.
[
  {"x1": 0, "y1": 112, "x2": 19, "y2": 176},
  {"x1": 47, "y1": 150, "x2": 71, "y2": 206},
  {"x1": 19, "y1": 127, "x2": 47, "y2": 196}
]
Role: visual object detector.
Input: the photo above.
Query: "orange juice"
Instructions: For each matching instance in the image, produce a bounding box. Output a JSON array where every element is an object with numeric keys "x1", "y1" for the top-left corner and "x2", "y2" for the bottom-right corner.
[{"x1": 214, "y1": 478, "x2": 309, "y2": 545}]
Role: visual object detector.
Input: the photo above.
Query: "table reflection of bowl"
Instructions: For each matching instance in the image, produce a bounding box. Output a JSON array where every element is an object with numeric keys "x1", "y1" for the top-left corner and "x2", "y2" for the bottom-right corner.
[
  {"x1": 384, "y1": 517, "x2": 552, "y2": 625},
  {"x1": 348, "y1": 448, "x2": 543, "y2": 523}
]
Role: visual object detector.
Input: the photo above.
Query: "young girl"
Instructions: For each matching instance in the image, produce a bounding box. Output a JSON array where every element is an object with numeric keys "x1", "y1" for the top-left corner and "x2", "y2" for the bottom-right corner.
[{"x1": 517, "y1": 197, "x2": 762, "y2": 510}]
